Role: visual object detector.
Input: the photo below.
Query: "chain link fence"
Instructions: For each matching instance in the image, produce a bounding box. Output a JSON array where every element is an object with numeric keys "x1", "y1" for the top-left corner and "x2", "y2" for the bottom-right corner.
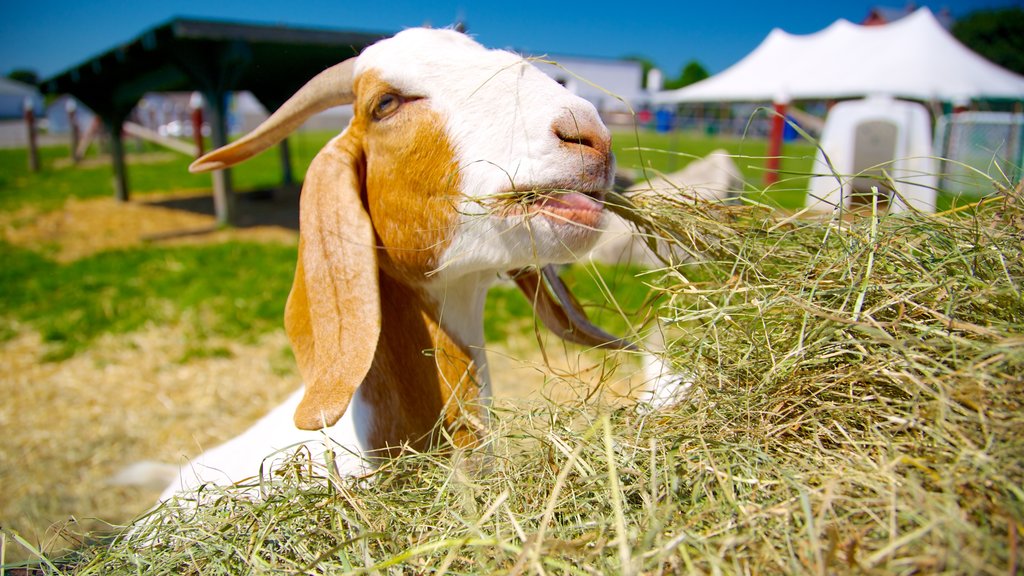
[{"x1": 934, "y1": 112, "x2": 1023, "y2": 196}]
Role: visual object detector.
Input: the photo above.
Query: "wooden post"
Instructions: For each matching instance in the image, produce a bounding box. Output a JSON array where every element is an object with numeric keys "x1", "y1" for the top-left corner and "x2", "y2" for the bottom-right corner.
[
  {"x1": 66, "y1": 98, "x2": 81, "y2": 163},
  {"x1": 190, "y1": 92, "x2": 205, "y2": 158},
  {"x1": 279, "y1": 137, "x2": 294, "y2": 187},
  {"x1": 765, "y1": 98, "x2": 789, "y2": 187},
  {"x1": 24, "y1": 97, "x2": 39, "y2": 173},
  {"x1": 204, "y1": 90, "x2": 235, "y2": 226},
  {"x1": 107, "y1": 117, "x2": 129, "y2": 202}
]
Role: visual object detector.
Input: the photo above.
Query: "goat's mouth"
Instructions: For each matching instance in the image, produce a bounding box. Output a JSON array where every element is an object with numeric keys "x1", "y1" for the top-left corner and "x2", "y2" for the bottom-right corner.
[{"x1": 497, "y1": 187, "x2": 606, "y2": 228}]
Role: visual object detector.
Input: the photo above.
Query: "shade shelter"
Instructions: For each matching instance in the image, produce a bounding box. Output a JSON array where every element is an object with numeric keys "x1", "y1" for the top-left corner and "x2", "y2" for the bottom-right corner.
[
  {"x1": 653, "y1": 8, "x2": 1024, "y2": 185},
  {"x1": 42, "y1": 18, "x2": 388, "y2": 224}
]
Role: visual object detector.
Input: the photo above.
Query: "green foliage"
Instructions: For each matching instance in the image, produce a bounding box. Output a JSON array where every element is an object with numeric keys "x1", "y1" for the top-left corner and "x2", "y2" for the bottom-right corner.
[
  {"x1": 5, "y1": 68, "x2": 39, "y2": 86},
  {"x1": 952, "y1": 7, "x2": 1024, "y2": 75},
  {"x1": 663, "y1": 60, "x2": 710, "y2": 90},
  {"x1": 0, "y1": 240, "x2": 296, "y2": 360}
]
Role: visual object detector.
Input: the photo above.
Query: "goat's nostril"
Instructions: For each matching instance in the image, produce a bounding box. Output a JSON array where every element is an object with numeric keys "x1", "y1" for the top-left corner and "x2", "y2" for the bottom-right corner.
[
  {"x1": 556, "y1": 129, "x2": 596, "y2": 149},
  {"x1": 552, "y1": 117, "x2": 608, "y2": 155}
]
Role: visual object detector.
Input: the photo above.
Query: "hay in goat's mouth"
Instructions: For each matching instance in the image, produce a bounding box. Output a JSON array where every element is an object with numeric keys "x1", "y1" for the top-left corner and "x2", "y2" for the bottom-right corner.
[{"x1": 14, "y1": 185, "x2": 1024, "y2": 574}]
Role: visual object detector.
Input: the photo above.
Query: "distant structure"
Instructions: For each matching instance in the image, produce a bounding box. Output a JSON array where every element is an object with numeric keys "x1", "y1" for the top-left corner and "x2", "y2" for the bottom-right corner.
[
  {"x1": 531, "y1": 54, "x2": 646, "y2": 124},
  {"x1": 0, "y1": 77, "x2": 41, "y2": 119},
  {"x1": 863, "y1": 3, "x2": 953, "y2": 28}
]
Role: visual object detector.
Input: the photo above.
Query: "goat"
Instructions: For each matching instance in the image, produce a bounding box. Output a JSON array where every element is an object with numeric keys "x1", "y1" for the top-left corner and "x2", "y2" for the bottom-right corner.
[{"x1": 160, "y1": 27, "x2": 635, "y2": 499}]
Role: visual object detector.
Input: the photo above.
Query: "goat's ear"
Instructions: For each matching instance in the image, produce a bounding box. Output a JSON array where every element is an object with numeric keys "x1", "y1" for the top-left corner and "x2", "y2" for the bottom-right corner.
[{"x1": 287, "y1": 136, "x2": 381, "y2": 430}]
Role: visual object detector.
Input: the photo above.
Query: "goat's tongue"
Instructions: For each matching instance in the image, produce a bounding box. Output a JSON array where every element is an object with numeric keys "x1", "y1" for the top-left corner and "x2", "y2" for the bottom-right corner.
[{"x1": 531, "y1": 191, "x2": 603, "y2": 227}]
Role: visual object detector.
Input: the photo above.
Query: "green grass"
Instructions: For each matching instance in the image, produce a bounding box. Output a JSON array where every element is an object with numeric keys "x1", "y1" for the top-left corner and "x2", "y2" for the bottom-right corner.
[
  {"x1": 612, "y1": 129, "x2": 819, "y2": 209},
  {"x1": 0, "y1": 132, "x2": 335, "y2": 213},
  {"x1": 0, "y1": 240, "x2": 297, "y2": 360}
]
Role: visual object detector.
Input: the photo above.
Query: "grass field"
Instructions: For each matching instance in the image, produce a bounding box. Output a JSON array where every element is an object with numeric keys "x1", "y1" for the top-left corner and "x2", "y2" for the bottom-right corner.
[{"x1": 2, "y1": 128, "x2": 1021, "y2": 574}]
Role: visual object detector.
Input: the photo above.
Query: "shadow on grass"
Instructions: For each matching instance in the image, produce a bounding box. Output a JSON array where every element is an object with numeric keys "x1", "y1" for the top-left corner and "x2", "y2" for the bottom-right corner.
[{"x1": 144, "y1": 185, "x2": 301, "y2": 236}]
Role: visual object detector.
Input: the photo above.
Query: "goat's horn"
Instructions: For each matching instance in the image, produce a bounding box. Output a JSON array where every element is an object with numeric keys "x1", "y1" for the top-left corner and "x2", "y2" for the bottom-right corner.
[
  {"x1": 190, "y1": 58, "x2": 357, "y2": 173},
  {"x1": 513, "y1": 265, "x2": 638, "y2": 351}
]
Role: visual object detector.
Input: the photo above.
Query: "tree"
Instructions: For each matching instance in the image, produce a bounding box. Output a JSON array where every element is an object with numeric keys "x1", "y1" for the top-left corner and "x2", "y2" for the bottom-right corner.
[
  {"x1": 952, "y1": 7, "x2": 1024, "y2": 76},
  {"x1": 6, "y1": 69, "x2": 40, "y2": 86},
  {"x1": 663, "y1": 60, "x2": 709, "y2": 91}
]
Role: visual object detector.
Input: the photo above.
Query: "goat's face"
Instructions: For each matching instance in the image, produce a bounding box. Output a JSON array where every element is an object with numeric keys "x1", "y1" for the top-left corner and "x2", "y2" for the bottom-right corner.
[{"x1": 351, "y1": 28, "x2": 614, "y2": 282}]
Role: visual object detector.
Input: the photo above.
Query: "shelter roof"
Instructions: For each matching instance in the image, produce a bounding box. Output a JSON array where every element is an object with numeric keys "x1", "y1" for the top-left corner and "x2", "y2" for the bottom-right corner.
[{"x1": 41, "y1": 17, "x2": 390, "y2": 120}]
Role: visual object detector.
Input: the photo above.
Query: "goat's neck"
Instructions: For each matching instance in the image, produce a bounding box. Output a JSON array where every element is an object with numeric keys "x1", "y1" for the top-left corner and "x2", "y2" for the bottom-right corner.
[{"x1": 357, "y1": 269, "x2": 491, "y2": 456}]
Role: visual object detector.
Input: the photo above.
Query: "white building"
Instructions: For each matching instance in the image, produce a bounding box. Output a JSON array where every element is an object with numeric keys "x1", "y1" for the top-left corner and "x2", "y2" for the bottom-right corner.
[{"x1": 531, "y1": 54, "x2": 647, "y2": 121}]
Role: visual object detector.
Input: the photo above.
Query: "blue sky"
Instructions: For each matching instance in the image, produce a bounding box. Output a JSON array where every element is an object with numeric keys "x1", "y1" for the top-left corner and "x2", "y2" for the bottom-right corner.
[{"x1": 1, "y1": 0, "x2": 1018, "y2": 81}]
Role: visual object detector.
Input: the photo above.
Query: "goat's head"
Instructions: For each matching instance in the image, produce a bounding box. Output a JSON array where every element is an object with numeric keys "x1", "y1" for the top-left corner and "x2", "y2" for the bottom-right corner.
[{"x1": 192, "y1": 28, "x2": 625, "y2": 436}]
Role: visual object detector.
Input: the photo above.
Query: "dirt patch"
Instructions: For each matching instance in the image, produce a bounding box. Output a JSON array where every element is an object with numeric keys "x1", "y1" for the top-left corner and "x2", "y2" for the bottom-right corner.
[{"x1": 0, "y1": 324, "x2": 299, "y2": 558}]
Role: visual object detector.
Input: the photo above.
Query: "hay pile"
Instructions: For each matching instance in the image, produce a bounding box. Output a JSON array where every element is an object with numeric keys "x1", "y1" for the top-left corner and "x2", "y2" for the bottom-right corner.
[{"x1": 17, "y1": 186, "x2": 1024, "y2": 574}]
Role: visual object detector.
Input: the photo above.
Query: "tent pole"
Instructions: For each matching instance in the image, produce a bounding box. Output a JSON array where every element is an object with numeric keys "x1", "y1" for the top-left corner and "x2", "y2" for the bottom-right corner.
[{"x1": 765, "y1": 99, "x2": 788, "y2": 186}]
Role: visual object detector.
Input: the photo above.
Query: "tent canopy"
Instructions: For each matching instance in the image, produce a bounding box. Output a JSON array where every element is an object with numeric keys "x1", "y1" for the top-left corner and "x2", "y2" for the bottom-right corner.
[{"x1": 655, "y1": 8, "x2": 1024, "y2": 104}]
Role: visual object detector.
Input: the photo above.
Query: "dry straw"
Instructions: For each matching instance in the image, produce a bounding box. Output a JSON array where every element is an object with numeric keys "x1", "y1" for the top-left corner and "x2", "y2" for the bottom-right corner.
[{"x1": 13, "y1": 180, "x2": 1024, "y2": 575}]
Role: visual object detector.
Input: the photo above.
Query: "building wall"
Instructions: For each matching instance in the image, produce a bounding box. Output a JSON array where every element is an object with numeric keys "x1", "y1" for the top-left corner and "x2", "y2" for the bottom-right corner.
[{"x1": 531, "y1": 55, "x2": 647, "y2": 117}]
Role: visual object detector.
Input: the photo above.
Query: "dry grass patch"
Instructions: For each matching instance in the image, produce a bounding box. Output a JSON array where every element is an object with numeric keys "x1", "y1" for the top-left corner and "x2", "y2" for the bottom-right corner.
[{"x1": 0, "y1": 324, "x2": 299, "y2": 560}]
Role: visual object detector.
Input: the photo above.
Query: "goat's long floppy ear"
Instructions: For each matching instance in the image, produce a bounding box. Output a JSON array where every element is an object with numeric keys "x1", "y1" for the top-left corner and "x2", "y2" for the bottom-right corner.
[
  {"x1": 188, "y1": 58, "x2": 378, "y2": 429},
  {"x1": 189, "y1": 58, "x2": 357, "y2": 173},
  {"x1": 287, "y1": 141, "x2": 380, "y2": 430},
  {"x1": 513, "y1": 266, "x2": 636, "y2": 351}
]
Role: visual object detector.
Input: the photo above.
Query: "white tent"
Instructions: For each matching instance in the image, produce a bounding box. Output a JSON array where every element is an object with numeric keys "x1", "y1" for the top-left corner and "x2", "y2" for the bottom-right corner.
[{"x1": 655, "y1": 8, "x2": 1024, "y2": 104}]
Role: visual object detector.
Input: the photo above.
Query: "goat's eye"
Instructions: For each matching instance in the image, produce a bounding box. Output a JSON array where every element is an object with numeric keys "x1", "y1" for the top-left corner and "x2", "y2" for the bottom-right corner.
[{"x1": 373, "y1": 93, "x2": 403, "y2": 120}]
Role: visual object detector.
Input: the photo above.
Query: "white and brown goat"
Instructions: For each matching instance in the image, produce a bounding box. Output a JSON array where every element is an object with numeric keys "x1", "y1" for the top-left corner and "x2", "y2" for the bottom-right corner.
[{"x1": 162, "y1": 28, "x2": 636, "y2": 498}]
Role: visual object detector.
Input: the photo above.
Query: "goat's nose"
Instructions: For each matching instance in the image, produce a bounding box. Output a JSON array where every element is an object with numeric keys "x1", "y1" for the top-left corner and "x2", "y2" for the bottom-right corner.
[{"x1": 552, "y1": 111, "x2": 611, "y2": 157}]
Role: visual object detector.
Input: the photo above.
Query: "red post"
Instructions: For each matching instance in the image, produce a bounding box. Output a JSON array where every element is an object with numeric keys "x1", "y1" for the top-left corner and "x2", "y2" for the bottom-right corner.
[
  {"x1": 24, "y1": 97, "x2": 39, "y2": 173},
  {"x1": 764, "y1": 99, "x2": 788, "y2": 187},
  {"x1": 190, "y1": 92, "x2": 205, "y2": 157}
]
